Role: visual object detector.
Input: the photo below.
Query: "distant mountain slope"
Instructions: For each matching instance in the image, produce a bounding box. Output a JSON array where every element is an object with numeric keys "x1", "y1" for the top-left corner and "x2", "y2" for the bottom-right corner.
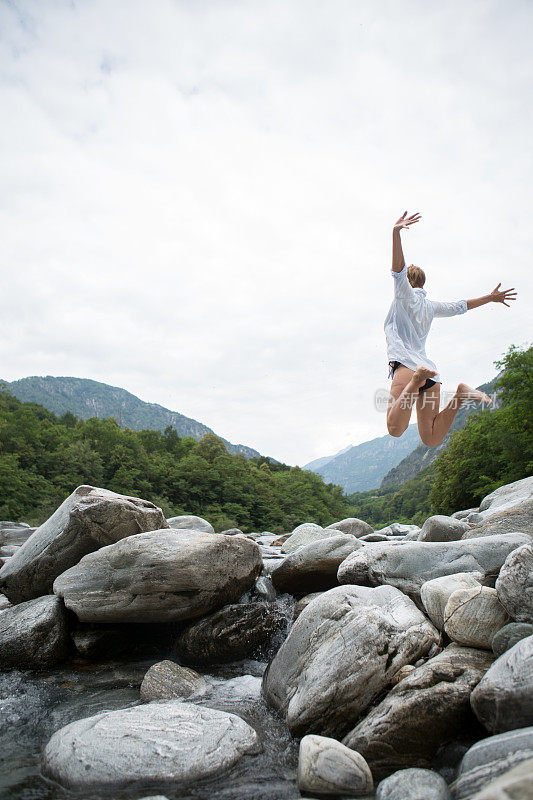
[
  {"x1": 304, "y1": 424, "x2": 423, "y2": 493},
  {"x1": 2, "y1": 376, "x2": 262, "y2": 459}
]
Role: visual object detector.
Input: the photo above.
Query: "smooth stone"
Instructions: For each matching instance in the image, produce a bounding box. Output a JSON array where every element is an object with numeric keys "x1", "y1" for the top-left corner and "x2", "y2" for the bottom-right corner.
[
  {"x1": 0, "y1": 486, "x2": 168, "y2": 603},
  {"x1": 444, "y1": 587, "x2": 509, "y2": 649},
  {"x1": 360, "y1": 533, "x2": 391, "y2": 542},
  {"x1": 293, "y1": 592, "x2": 324, "y2": 619},
  {"x1": 451, "y1": 728, "x2": 533, "y2": 800},
  {"x1": 262, "y1": 584, "x2": 439, "y2": 738},
  {"x1": 219, "y1": 527, "x2": 243, "y2": 536},
  {"x1": 53, "y1": 530, "x2": 262, "y2": 622},
  {"x1": 0, "y1": 592, "x2": 11, "y2": 611},
  {"x1": 419, "y1": 515, "x2": 470, "y2": 542},
  {"x1": 496, "y1": 544, "x2": 533, "y2": 623},
  {"x1": 281, "y1": 523, "x2": 337, "y2": 554},
  {"x1": 469, "y1": 758, "x2": 533, "y2": 799},
  {"x1": 298, "y1": 734, "x2": 373, "y2": 796},
  {"x1": 337, "y1": 534, "x2": 530, "y2": 599},
  {"x1": 0, "y1": 595, "x2": 69, "y2": 668},
  {"x1": 140, "y1": 660, "x2": 207, "y2": 700},
  {"x1": 492, "y1": 623, "x2": 533, "y2": 657},
  {"x1": 254, "y1": 575, "x2": 277, "y2": 601},
  {"x1": 463, "y1": 477, "x2": 533, "y2": 538},
  {"x1": 326, "y1": 517, "x2": 374, "y2": 537},
  {"x1": 376, "y1": 768, "x2": 451, "y2": 799},
  {"x1": 166, "y1": 514, "x2": 214, "y2": 533},
  {"x1": 174, "y1": 602, "x2": 287, "y2": 664},
  {"x1": 271, "y1": 534, "x2": 361, "y2": 594},
  {"x1": 452, "y1": 508, "x2": 479, "y2": 520},
  {"x1": 41, "y1": 701, "x2": 258, "y2": 789},
  {"x1": 471, "y1": 635, "x2": 533, "y2": 733},
  {"x1": 343, "y1": 644, "x2": 493, "y2": 780},
  {"x1": 421, "y1": 573, "x2": 483, "y2": 630}
]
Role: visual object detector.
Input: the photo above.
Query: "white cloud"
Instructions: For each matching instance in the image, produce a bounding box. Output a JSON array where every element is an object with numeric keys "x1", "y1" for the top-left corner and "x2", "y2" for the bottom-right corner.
[{"x1": 0, "y1": 0, "x2": 531, "y2": 464}]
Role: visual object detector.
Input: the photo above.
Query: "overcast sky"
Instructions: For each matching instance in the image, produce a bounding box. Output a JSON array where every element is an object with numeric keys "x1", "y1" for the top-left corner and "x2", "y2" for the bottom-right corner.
[{"x1": 1, "y1": 0, "x2": 531, "y2": 465}]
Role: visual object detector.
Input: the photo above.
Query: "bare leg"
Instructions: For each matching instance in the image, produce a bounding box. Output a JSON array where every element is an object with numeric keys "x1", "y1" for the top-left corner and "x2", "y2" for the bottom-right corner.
[
  {"x1": 387, "y1": 364, "x2": 437, "y2": 438},
  {"x1": 417, "y1": 382, "x2": 492, "y2": 447}
]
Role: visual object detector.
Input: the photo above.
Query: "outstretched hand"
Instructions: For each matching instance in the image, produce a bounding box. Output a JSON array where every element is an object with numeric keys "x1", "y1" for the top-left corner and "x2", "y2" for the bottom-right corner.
[
  {"x1": 490, "y1": 283, "x2": 517, "y2": 307},
  {"x1": 393, "y1": 211, "x2": 421, "y2": 232}
]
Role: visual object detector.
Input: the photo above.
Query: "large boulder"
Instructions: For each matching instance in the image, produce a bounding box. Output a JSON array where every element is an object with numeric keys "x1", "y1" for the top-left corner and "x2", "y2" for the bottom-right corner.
[
  {"x1": 444, "y1": 587, "x2": 510, "y2": 649},
  {"x1": 166, "y1": 514, "x2": 214, "y2": 533},
  {"x1": 468, "y1": 759, "x2": 533, "y2": 799},
  {"x1": 492, "y1": 623, "x2": 533, "y2": 657},
  {"x1": 418, "y1": 515, "x2": 470, "y2": 542},
  {"x1": 281, "y1": 523, "x2": 338, "y2": 554},
  {"x1": 53, "y1": 530, "x2": 262, "y2": 622},
  {"x1": 325, "y1": 517, "x2": 374, "y2": 537},
  {"x1": 451, "y1": 728, "x2": 533, "y2": 800},
  {"x1": 342, "y1": 644, "x2": 493, "y2": 779},
  {"x1": 337, "y1": 534, "x2": 530, "y2": 599},
  {"x1": 174, "y1": 602, "x2": 287, "y2": 665},
  {"x1": 0, "y1": 595, "x2": 70, "y2": 669},
  {"x1": 470, "y1": 635, "x2": 533, "y2": 733},
  {"x1": 41, "y1": 701, "x2": 258, "y2": 790},
  {"x1": 140, "y1": 660, "x2": 208, "y2": 701},
  {"x1": 495, "y1": 544, "x2": 533, "y2": 623},
  {"x1": 298, "y1": 734, "x2": 373, "y2": 796},
  {"x1": 376, "y1": 768, "x2": 451, "y2": 800},
  {"x1": 271, "y1": 534, "x2": 361, "y2": 595},
  {"x1": 262, "y1": 585, "x2": 439, "y2": 738},
  {"x1": 0, "y1": 486, "x2": 168, "y2": 603},
  {"x1": 420, "y1": 573, "x2": 483, "y2": 630},
  {"x1": 463, "y1": 477, "x2": 533, "y2": 538}
]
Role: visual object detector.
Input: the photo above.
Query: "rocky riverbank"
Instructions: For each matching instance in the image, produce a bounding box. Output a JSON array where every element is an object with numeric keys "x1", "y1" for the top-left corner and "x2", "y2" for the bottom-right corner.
[{"x1": 0, "y1": 478, "x2": 532, "y2": 799}]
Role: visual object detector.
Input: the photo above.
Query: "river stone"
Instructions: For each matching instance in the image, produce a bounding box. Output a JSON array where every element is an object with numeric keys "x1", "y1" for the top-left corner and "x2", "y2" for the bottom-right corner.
[
  {"x1": 262, "y1": 584, "x2": 439, "y2": 738},
  {"x1": 166, "y1": 514, "x2": 214, "y2": 533},
  {"x1": 418, "y1": 515, "x2": 470, "y2": 542},
  {"x1": 470, "y1": 635, "x2": 533, "y2": 733},
  {"x1": 495, "y1": 544, "x2": 533, "y2": 623},
  {"x1": 376, "y1": 768, "x2": 451, "y2": 800},
  {"x1": 360, "y1": 533, "x2": 391, "y2": 542},
  {"x1": 337, "y1": 534, "x2": 529, "y2": 599},
  {"x1": 0, "y1": 595, "x2": 70, "y2": 668},
  {"x1": 463, "y1": 477, "x2": 533, "y2": 539},
  {"x1": 451, "y1": 728, "x2": 533, "y2": 800},
  {"x1": 326, "y1": 517, "x2": 374, "y2": 537},
  {"x1": 53, "y1": 530, "x2": 262, "y2": 622},
  {"x1": 271, "y1": 534, "x2": 361, "y2": 594},
  {"x1": 420, "y1": 573, "x2": 483, "y2": 630},
  {"x1": 469, "y1": 759, "x2": 533, "y2": 799},
  {"x1": 220, "y1": 527, "x2": 243, "y2": 536},
  {"x1": 41, "y1": 700, "x2": 258, "y2": 789},
  {"x1": 174, "y1": 602, "x2": 287, "y2": 665},
  {"x1": 298, "y1": 734, "x2": 373, "y2": 796},
  {"x1": 0, "y1": 486, "x2": 168, "y2": 604},
  {"x1": 343, "y1": 644, "x2": 493, "y2": 779},
  {"x1": 281, "y1": 523, "x2": 334, "y2": 554},
  {"x1": 452, "y1": 508, "x2": 479, "y2": 520},
  {"x1": 294, "y1": 592, "x2": 324, "y2": 619},
  {"x1": 492, "y1": 623, "x2": 533, "y2": 657},
  {"x1": 140, "y1": 660, "x2": 207, "y2": 700},
  {"x1": 444, "y1": 587, "x2": 509, "y2": 649}
]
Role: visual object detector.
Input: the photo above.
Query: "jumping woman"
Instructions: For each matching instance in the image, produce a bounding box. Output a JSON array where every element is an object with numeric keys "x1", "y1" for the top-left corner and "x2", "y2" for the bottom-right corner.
[{"x1": 385, "y1": 211, "x2": 517, "y2": 447}]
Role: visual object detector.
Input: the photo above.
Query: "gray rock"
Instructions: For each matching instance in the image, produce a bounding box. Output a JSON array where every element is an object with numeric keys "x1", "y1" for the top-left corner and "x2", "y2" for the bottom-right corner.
[
  {"x1": 0, "y1": 522, "x2": 35, "y2": 547},
  {"x1": 220, "y1": 527, "x2": 243, "y2": 536},
  {"x1": 140, "y1": 660, "x2": 207, "y2": 700},
  {"x1": 492, "y1": 623, "x2": 533, "y2": 658},
  {"x1": 262, "y1": 584, "x2": 438, "y2": 738},
  {"x1": 293, "y1": 592, "x2": 324, "y2": 619},
  {"x1": 444, "y1": 587, "x2": 510, "y2": 649},
  {"x1": 343, "y1": 644, "x2": 493, "y2": 779},
  {"x1": 271, "y1": 534, "x2": 361, "y2": 594},
  {"x1": 281, "y1": 523, "x2": 333, "y2": 554},
  {"x1": 41, "y1": 700, "x2": 258, "y2": 789},
  {"x1": 496, "y1": 544, "x2": 533, "y2": 623},
  {"x1": 53, "y1": 530, "x2": 262, "y2": 622},
  {"x1": 337, "y1": 534, "x2": 530, "y2": 599},
  {"x1": 418, "y1": 515, "x2": 470, "y2": 542},
  {"x1": 166, "y1": 514, "x2": 214, "y2": 533},
  {"x1": 298, "y1": 734, "x2": 373, "y2": 796},
  {"x1": 0, "y1": 486, "x2": 168, "y2": 603},
  {"x1": 421, "y1": 573, "x2": 483, "y2": 630},
  {"x1": 377, "y1": 768, "x2": 451, "y2": 800},
  {"x1": 471, "y1": 635, "x2": 533, "y2": 733},
  {"x1": 326, "y1": 517, "x2": 374, "y2": 537},
  {"x1": 360, "y1": 533, "x2": 391, "y2": 542},
  {"x1": 451, "y1": 728, "x2": 533, "y2": 800},
  {"x1": 469, "y1": 759, "x2": 533, "y2": 799},
  {"x1": 463, "y1": 477, "x2": 533, "y2": 539},
  {"x1": 452, "y1": 508, "x2": 479, "y2": 520},
  {"x1": 0, "y1": 595, "x2": 70, "y2": 669},
  {"x1": 0, "y1": 592, "x2": 11, "y2": 611},
  {"x1": 174, "y1": 602, "x2": 287, "y2": 664},
  {"x1": 254, "y1": 575, "x2": 277, "y2": 601}
]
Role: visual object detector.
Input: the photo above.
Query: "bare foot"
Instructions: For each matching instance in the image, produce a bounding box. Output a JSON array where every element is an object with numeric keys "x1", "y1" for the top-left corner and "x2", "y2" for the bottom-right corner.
[
  {"x1": 411, "y1": 365, "x2": 437, "y2": 390},
  {"x1": 457, "y1": 383, "x2": 492, "y2": 406}
]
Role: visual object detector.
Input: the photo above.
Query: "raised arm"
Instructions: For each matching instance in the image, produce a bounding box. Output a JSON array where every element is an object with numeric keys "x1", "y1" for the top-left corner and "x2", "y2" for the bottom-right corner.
[
  {"x1": 466, "y1": 283, "x2": 517, "y2": 310},
  {"x1": 392, "y1": 211, "x2": 421, "y2": 272}
]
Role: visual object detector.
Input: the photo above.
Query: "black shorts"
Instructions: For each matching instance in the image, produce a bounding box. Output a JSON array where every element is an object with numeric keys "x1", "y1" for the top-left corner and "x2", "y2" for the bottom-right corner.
[{"x1": 388, "y1": 360, "x2": 437, "y2": 393}]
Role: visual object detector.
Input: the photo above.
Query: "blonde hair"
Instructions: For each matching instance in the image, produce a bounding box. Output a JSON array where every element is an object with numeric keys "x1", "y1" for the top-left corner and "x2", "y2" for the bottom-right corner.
[{"x1": 407, "y1": 264, "x2": 426, "y2": 288}]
